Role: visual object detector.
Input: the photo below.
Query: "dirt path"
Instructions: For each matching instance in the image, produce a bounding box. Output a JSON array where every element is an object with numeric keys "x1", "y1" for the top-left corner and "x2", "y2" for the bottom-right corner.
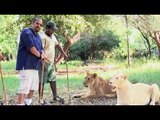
[
  {"x1": 57, "y1": 63, "x2": 117, "y2": 75},
  {"x1": 1, "y1": 92, "x2": 160, "y2": 105},
  {"x1": 3, "y1": 63, "x2": 117, "y2": 76},
  {"x1": 0, "y1": 93, "x2": 117, "y2": 105}
]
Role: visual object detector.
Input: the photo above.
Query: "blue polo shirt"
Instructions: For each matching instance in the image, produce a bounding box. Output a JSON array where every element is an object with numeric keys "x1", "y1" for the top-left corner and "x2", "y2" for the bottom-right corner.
[{"x1": 16, "y1": 28, "x2": 43, "y2": 70}]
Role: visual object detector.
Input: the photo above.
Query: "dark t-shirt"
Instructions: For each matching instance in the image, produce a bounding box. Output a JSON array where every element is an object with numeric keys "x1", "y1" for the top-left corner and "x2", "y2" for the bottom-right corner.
[{"x1": 16, "y1": 28, "x2": 43, "y2": 70}]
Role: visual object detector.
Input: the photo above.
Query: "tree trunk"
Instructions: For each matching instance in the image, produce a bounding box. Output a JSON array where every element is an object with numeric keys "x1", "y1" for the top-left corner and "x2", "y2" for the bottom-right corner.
[
  {"x1": 90, "y1": 38, "x2": 96, "y2": 60},
  {"x1": 124, "y1": 15, "x2": 131, "y2": 67},
  {"x1": 147, "y1": 40, "x2": 151, "y2": 58},
  {"x1": 55, "y1": 33, "x2": 80, "y2": 69},
  {"x1": 154, "y1": 31, "x2": 160, "y2": 59},
  {"x1": 137, "y1": 27, "x2": 151, "y2": 58},
  {"x1": 55, "y1": 40, "x2": 71, "y2": 65}
]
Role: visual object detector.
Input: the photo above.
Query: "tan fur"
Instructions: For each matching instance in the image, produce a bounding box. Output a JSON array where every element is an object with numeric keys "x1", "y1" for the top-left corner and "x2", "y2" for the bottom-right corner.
[
  {"x1": 109, "y1": 73, "x2": 160, "y2": 105},
  {"x1": 79, "y1": 73, "x2": 116, "y2": 100}
]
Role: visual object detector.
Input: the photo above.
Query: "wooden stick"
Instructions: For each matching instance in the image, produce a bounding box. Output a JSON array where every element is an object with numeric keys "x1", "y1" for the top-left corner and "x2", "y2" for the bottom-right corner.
[
  {"x1": 39, "y1": 61, "x2": 45, "y2": 103},
  {"x1": 0, "y1": 61, "x2": 8, "y2": 105},
  {"x1": 65, "y1": 61, "x2": 71, "y2": 103}
]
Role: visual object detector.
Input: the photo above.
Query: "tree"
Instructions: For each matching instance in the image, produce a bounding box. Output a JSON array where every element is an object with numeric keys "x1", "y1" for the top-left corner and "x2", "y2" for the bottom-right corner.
[
  {"x1": 124, "y1": 15, "x2": 131, "y2": 67},
  {"x1": 82, "y1": 15, "x2": 112, "y2": 59},
  {"x1": 0, "y1": 15, "x2": 19, "y2": 60},
  {"x1": 129, "y1": 15, "x2": 160, "y2": 58}
]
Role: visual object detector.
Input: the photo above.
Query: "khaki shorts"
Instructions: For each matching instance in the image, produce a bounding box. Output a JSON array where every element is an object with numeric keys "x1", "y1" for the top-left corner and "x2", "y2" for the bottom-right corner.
[
  {"x1": 18, "y1": 70, "x2": 39, "y2": 94},
  {"x1": 39, "y1": 62, "x2": 56, "y2": 83}
]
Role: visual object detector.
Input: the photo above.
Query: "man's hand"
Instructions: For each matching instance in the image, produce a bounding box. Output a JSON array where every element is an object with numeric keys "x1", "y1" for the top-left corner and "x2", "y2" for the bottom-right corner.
[{"x1": 41, "y1": 52, "x2": 49, "y2": 61}]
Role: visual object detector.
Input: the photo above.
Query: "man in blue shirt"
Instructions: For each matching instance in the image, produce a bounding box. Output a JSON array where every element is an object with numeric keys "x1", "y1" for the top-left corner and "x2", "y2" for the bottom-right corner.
[{"x1": 16, "y1": 16, "x2": 47, "y2": 105}]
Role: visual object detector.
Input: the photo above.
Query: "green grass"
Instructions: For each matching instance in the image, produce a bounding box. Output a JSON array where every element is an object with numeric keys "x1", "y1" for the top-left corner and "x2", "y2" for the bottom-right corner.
[
  {"x1": 0, "y1": 75, "x2": 19, "y2": 96},
  {"x1": 1, "y1": 59, "x2": 160, "y2": 97},
  {"x1": 128, "y1": 62, "x2": 160, "y2": 85},
  {"x1": 58, "y1": 60, "x2": 83, "y2": 69},
  {"x1": 1, "y1": 60, "x2": 16, "y2": 71},
  {"x1": 43, "y1": 74, "x2": 85, "y2": 93},
  {"x1": 1, "y1": 60, "x2": 83, "y2": 70}
]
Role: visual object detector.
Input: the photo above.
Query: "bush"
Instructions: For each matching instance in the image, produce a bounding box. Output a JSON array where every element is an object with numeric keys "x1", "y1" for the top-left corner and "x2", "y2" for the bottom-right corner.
[{"x1": 69, "y1": 30, "x2": 120, "y2": 60}]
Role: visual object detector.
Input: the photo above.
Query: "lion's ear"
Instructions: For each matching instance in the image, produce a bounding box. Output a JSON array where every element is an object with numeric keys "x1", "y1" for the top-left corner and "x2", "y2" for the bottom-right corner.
[
  {"x1": 87, "y1": 71, "x2": 90, "y2": 76},
  {"x1": 92, "y1": 73, "x2": 97, "y2": 78},
  {"x1": 123, "y1": 74, "x2": 128, "y2": 80}
]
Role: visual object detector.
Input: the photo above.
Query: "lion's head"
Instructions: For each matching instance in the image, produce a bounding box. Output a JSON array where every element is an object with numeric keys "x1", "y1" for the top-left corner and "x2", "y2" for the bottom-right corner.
[
  {"x1": 83, "y1": 72, "x2": 97, "y2": 87},
  {"x1": 109, "y1": 73, "x2": 128, "y2": 92}
]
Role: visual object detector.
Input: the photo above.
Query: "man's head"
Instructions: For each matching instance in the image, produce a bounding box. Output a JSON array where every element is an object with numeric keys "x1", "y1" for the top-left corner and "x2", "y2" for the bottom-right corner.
[
  {"x1": 31, "y1": 16, "x2": 43, "y2": 33},
  {"x1": 45, "y1": 21, "x2": 58, "y2": 36}
]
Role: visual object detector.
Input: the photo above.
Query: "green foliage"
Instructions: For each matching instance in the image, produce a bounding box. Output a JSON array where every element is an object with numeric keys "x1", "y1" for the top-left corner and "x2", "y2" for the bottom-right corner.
[
  {"x1": 83, "y1": 15, "x2": 111, "y2": 36},
  {"x1": 107, "y1": 16, "x2": 127, "y2": 40},
  {"x1": 0, "y1": 15, "x2": 19, "y2": 57},
  {"x1": 1, "y1": 60, "x2": 16, "y2": 71},
  {"x1": 128, "y1": 15, "x2": 160, "y2": 57},
  {"x1": 55, "y1": 15, "x2": 87, "y2": 35},
  {"x1": 1, "y1": 15, "x2": 160, "y2": 61},
  {"x1": 96, "y1": 30, "x2": 120, "y2": 51},
  {"x1": 68, "y1": 34, "x2": 91, "y2": 60},
  {"x1": 17, "y1": 15, "x2": 87, "y2": 38},
  {"x1": 69, "y1": 30, "x2": 120, "y2": 60},
  {"x1": 108, "y1": 38, "x2": 128, "y2": 59}
]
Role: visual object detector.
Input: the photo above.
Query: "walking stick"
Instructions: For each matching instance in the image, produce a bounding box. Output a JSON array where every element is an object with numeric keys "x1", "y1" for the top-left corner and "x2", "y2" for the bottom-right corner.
[
  {"x1": 0, "y1": 61, "x2": 8, "y2": 105},
  {"x1": 39, "y1": 61, "x2": 45, "y2": 104},
  {"x1": 65, "y1": 61, "x2": 71, "y2": 103}
]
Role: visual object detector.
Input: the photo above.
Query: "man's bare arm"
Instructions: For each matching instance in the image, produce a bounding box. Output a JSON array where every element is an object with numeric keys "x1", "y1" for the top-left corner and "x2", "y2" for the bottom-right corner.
[
  {"x1": 30, "y1": 47, "x2": 47, "y2": 60},
  {"x1": 56, "y1": 44, "x2": 68, "y2": 60}
]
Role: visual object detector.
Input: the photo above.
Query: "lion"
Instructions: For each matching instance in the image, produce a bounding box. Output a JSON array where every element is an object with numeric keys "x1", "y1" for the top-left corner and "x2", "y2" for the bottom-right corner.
[
  {"x1": 109, "y1": 73, "x2": 160, "y2": 105},
  {"x1": 74, "y1": 73, "x2": 116, "y2": 100}
]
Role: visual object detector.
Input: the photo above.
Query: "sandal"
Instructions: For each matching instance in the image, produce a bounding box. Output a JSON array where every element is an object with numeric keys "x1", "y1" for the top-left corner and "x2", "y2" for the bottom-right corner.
[{"x1": 53, "y1": 96, "x2": 65, "y2": 104}]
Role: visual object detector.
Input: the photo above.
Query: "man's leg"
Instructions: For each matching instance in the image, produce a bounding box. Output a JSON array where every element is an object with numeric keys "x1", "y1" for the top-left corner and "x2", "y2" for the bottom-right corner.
[
  {"x1": 18, "y1": 93, "x2": 25, "y2": 105},
  {"x1": 18, "y1": 70, "x2": 30, "y2": 105},
  {"x1": 49, "y1": 64, "x2": 58, "y2": 100},
  {"x1": 25, "y1": 70, "x2": 39, "y2": 105},
  {"x1": 50, "y1": 81, "x2": 64, "y2": 104},
  {"x1": 50, "y1": 81, "x2": 57, "y2": 99},
  {"x1": 48, "y1": 63, "x2": 64, "y2": 104},
  {"x1": 28, "y1": 90, "x2": 34, "y2": 99},
  {"x1": 25, "y1": 90, "x2": 34, "y2": 105}
]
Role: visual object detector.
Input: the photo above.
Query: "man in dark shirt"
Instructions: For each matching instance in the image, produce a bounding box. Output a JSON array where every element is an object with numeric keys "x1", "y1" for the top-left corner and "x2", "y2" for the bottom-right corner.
[{"x1": 16, "y1": 16, "x2": 47, "y2": 105}]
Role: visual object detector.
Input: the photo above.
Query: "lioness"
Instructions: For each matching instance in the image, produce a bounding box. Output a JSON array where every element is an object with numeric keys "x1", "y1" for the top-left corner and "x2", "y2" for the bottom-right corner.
[
  {"x1": 74, "y1": 73, "x2": 116, "y2": 99},
  {"x1": 109, "y1": 73, "x2": 160, "y2": 105}
]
